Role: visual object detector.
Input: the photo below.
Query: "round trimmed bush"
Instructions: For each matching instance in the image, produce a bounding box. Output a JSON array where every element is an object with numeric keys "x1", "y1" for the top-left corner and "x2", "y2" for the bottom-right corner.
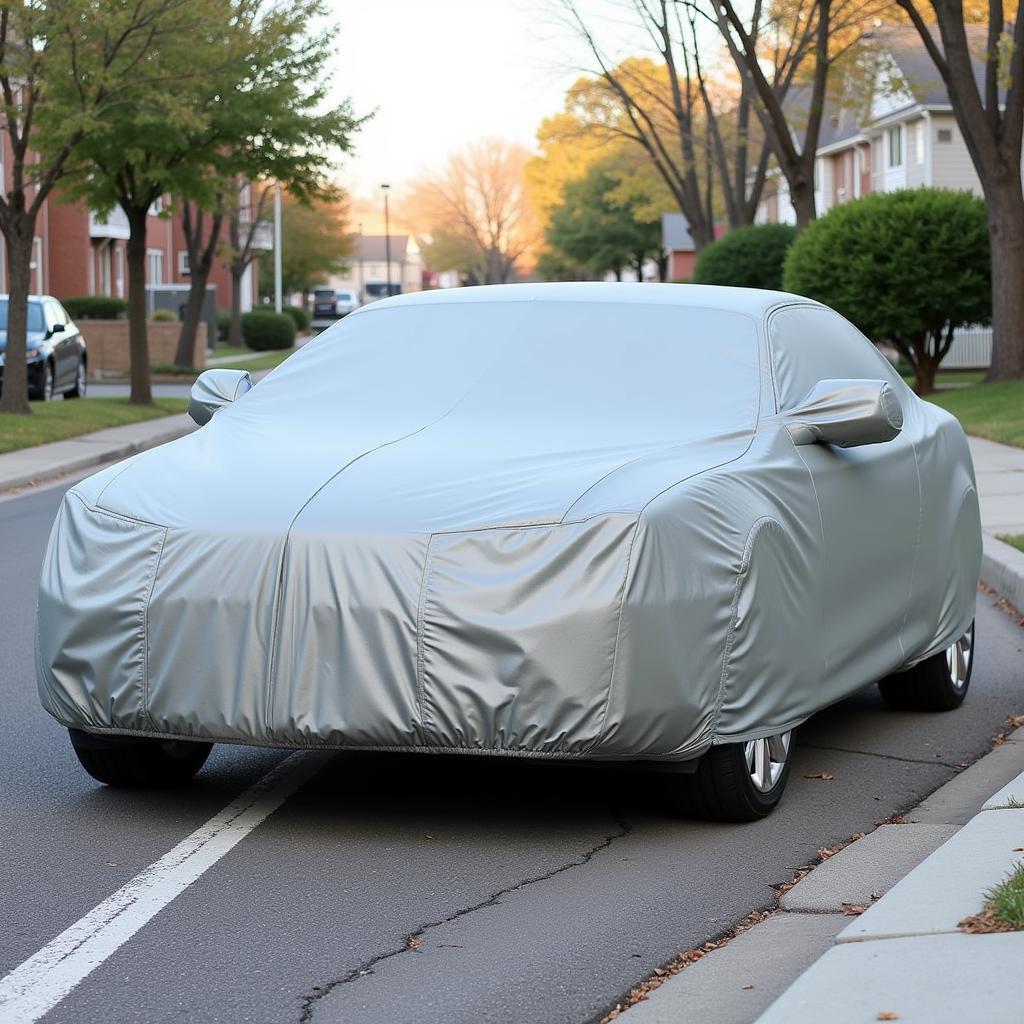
[
  {"x1": 62, "y1": 295, "x2": 128, "y2": 320},
  {"x1": 782, "y1": 188, "x2": 990, "y2": 393},
  {"x1": 149, "y1": 307, "x2": 177, "y2": 322},
  {"x1": 693, "y1": 223, "x2": 797, "y2": 290},
  {"x1": 282, "y1": 304, "x2": 311, "y2": 332},
  {"x1": 241, "y1": 309, "x2": 295, "y2": 351},
  {"x1": 216, "y1": 307, "x2": 230, "y2": 341}
]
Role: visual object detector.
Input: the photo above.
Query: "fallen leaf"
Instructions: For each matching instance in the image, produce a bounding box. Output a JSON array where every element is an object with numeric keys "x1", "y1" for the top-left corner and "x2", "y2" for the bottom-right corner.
[
  {"x1": 870, "y1": 892, "x2": 882, "y2": 901},
  {"x1": 876, "y1": 1013, "x2": 899, "y2": 1021},
  {"x1": 803, "y1": 772, "x2": 834, "y2": 780},
  {"x1": 1007, "y1": 714, "x2": 1024, "y2": 729},
  {"x1": 407, "y1": 936, "x2": 422, "y2": 950},
  {"x1": 423, "y1": 834, "x2": 434, "y2": 840},
  {"x1": 842, "y1": 903, "x2": 868, "y2": 915},
  {"x1": 742, "y1": 984, "x2": 754, "y2": 990},
  {"x1": 1013, "y1": 848, "x2": 1024, "y2": 853}
]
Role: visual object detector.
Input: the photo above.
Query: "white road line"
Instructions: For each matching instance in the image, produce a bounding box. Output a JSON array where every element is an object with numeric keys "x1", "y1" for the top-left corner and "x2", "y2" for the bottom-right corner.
[{"x1": 0, "y1": 750, "x2": 330, "y2": 1024}]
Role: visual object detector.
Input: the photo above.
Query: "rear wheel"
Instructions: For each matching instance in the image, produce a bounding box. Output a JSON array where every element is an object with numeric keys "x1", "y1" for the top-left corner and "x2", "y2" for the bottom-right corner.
[
  {"x1": 68, "y1": 728, "x2": 213, "y2": 787},
  {"x1": 878, "y1": 621, "x2": 974, "y2": 712},
  {"x1": 65, "y1": 358, "x2": 87, "y2": 398},
  {"x1": 33, "y1": 360, "x2": 54, "y2": 402},
  {"x1": 665, "y1": 730, "x2": 793, "y2": 821}
]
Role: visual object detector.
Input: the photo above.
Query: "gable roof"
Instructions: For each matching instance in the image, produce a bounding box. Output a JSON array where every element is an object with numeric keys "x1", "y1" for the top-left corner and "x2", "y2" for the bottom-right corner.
[
  {"x1": 356, "y1": 235, "x2": 411, "y2": 262},
  {"x1": 661, "y1": 213, "x2": 696, "y2": 253}
]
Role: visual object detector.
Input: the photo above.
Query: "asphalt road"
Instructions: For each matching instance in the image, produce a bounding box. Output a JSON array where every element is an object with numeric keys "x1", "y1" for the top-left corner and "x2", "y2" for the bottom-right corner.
[{"x1": 1, "y1": 475, "x2": 1021, "y2": 1024}]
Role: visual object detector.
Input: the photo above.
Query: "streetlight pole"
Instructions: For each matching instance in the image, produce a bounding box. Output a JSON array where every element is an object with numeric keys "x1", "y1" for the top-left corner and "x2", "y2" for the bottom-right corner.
[
  {"x1": 273, "y1": 182, "x2": 282, "y2": 313},
  {"x1": 357, "y1": 221, "x2": 364, "y2": 303},
  {"x1": 381, "y1": 183, "x2": 392, "y2": 297}
]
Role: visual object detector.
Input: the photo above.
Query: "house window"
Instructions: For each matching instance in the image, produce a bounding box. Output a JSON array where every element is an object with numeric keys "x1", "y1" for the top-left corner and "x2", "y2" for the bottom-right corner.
[
  {"x1": 98, "y1": 244, "x2": 111, "y2": 296},
  {"x1": 887, "y1": 125, "x2": 903, "y2": 168},
  {"x1": 937, "y1": 128, "x2": 953, "y2": 143},
  {"x1": 148, "y1": 197, "x2": 163, "y2": 216},
  {"x1": 147, "y1": 248, "x2": 164, "y2": 285},
  {"x1": 178, "y1": 250, "x2": 191, "y2": 276},
  {"x1": 115, "y1": 246, "x2": 125, "y2": 297},
  {"x1": 915, "y1": 122, "x2": 925, "y2": 163}
]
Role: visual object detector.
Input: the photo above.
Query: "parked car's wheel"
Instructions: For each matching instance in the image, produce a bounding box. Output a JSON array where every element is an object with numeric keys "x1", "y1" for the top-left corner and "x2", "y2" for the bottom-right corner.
[
  {"x1": 666, "y1": 730, "x2": 793, "y2": 821},
  {"x1": 68, "y1": 728, "x2": 213, "y2": 787},
  {"x1": 34, "y1": 360, "x2": 54, "y2": 402},
  {"x1": 878, "y1": 621, "x2": 975, "y2": 712},
  {"x1": 65, "y1": 359, "x2": 87, "y2": 399}
]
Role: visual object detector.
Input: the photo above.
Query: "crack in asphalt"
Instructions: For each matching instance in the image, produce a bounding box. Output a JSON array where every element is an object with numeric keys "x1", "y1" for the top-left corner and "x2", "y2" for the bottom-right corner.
[
  {"x1": 800, "y1": 741, "x2": 965, "y2": 770},
  {"x1": 296, "y1": 813, "x2": 632, "y2": 1023}
]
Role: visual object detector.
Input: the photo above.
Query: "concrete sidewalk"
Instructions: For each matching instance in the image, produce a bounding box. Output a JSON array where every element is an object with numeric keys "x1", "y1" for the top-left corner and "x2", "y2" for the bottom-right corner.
[{"x1": 0, "y1": 414, "x2": 195, "y2": 493}]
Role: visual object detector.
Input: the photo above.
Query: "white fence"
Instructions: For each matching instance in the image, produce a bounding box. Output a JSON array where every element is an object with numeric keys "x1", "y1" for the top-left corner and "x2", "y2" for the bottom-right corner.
[{"x1": 944, "y1": 325, "x2": 993, "y2": 369}]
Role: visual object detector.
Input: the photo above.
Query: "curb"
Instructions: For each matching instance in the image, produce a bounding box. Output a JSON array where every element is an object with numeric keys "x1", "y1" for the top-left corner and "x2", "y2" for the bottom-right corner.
[
  {"x1": 0, "y1": 416, "x2": 195, "y2": 494},
  {"x1": 981, "y1": 532, "x2": 1024, "y2": 619}
]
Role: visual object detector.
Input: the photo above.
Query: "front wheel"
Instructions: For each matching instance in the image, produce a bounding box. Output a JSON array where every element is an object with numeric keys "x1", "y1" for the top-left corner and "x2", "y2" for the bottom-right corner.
[
  {"x1": 665, "y1": 730, "x2": 793, "y2": 821},
  {"x1": 878, "y1": 621, "x2": 975, "y2": 712},
  {"x1": 65, "y1": 358, "x2": 87, "y2": 398},
  {"x1": 68, "y1": 729, "x2": 213, "y2": 787}
]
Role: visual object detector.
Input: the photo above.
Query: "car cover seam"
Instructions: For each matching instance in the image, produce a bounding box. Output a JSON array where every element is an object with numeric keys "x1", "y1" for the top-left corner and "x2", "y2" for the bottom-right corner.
[
  {"x1": 140, "y1": 525, "x2": 169, "y2": 731},
  {"x1": 415, "y1": 533, "x2": 437, "y2": 738},
  {"x1": 708, "y1": 516, "x2": 782, "y2": 744},
  {"x1": 895, "y1": 435, "x2": 924, "y2": 662},
  {"x1": 582, "y1": 517, "x2": 642, "y2": 755}
]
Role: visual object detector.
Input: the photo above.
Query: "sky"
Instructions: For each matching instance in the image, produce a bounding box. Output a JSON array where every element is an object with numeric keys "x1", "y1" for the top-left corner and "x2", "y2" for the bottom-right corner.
[{"x1": 327, "y1": 0, "x2": 640, "y2": 215}]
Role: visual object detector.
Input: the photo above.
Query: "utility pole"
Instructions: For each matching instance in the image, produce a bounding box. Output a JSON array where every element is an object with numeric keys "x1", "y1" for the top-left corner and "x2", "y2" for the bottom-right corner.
[
  {"x1": 381, "y1": 183, "x2": 392, "y2": 297},
  {"x1": 273, "y1": 182, "x2": 282, "y2": 313}
]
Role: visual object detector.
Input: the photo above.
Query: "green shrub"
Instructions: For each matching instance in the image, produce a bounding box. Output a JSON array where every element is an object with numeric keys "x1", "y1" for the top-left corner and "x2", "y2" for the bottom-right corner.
[
  {"x1": 149, "y1": 307, "x2": 177, "y2": 322},
  {"x1": 281, "y1": 303, "x2": 311, "y2": 332},
  {"x1": 62, "y1": 295, "x2": 128, "y2": 320},
  {"x1": 693, "y1": 224, "x2": 797, "y2": 290},
  {"x1": 216, "y1": 307, "x2": 230, "y2": 341},
  {"x1": 241, "y1": 309, "x2": 295, "y2": 351},
  {"x1": 783, "y1": 188, "x2": 990, "y2": 394}
]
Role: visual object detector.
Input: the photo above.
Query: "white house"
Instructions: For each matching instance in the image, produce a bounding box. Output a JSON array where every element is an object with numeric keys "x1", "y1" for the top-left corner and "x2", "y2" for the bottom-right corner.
[{"x1": 327, "y1": 233, "x2": 423, "y2": 304}]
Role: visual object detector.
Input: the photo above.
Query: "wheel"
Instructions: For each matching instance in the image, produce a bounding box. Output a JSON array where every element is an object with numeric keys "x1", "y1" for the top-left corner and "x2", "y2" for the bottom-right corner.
[
  {"x1": 68, "y1": 728, "x2": 213, "y2": 787},
  {"x1": 878, "y1": 621, "x2": 974, "y2": 712},
  {"x1": 65, "y1": 358, "x2": 87, "y2": 398},
  {"x1": 33, "y1": 360, "x2": 54, "y2": 401},
  {"x1": 664, "y1": 730, "x2": 794, "y2": 821}
]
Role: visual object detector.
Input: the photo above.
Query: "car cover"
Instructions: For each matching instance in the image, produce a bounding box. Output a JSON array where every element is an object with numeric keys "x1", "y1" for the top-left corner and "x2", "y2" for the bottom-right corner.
[{"x1": 35, "y1": 284, "x2": 981, "y2": 761}]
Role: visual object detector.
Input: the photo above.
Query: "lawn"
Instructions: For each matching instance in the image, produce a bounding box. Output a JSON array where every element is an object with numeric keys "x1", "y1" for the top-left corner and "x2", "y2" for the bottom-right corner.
[
  {"x1": 0, "y1": 397, "x2": 188, "y2": 455},
  {"x1": 207, "y1": 349, "x2": 294, "y2": 373},
  {"x1": 927, "y1": 379, "x2": 1024, "y2": 448},
  {"x1": 998, "y1": 534, "x2": 1024, "y2": 554}
]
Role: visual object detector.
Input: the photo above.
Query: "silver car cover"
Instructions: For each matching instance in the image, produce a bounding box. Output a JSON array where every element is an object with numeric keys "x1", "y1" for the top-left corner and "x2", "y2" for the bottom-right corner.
[{"x1": 35, "y1": 284, "x2": 981, "y2": 761}]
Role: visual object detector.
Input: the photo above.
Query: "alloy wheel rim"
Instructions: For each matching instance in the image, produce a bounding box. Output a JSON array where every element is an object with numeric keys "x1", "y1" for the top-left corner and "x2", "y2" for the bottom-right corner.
[
  {"x1": 43, "y1": 365, "x2": 53, "y2": 400},
  {"x1": 744, "y1": 730, "x2": 792, "y2": 793},
  {"x1": 76, "y1": 362, "x2": 86, "y2": 395},
  {"x1": 945, "y1": 627, "x2": 973, "y2": 690}
]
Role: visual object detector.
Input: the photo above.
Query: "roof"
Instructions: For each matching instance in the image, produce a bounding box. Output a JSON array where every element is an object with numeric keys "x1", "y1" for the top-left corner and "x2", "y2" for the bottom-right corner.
[
  {"x1": 661, "y1": 213, "x2": 696, "y2": 253},
  {"x1": 350, "y1": 282, "x2": 819, "y2": 319},
  {"x1": 355, "y1": 235, "x2": 410, "y2": 262}
]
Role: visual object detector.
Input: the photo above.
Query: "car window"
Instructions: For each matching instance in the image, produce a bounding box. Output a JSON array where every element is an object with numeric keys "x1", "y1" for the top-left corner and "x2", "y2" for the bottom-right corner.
[
  {"x1": 0, "y1": 299, "x2": 45, "y2": 333},
  {"x1": 44, "y1": 300, "x2": 66, "y2": 330},
  {"x1": 313, "y1": 289, "x2": 334, "y2": 299},
  {"x1": 768, "y1": 305, "x2": 902, "y2": 411},
  {"x1": 337, "y1": 292, "x2": 354, "y2": 301}
]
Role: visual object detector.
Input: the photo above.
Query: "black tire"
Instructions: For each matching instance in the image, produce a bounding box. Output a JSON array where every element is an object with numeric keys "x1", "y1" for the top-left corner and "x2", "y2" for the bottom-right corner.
[
  {"x1": 878, "y1": 621, "x2": 975, "y2": 712},
  {"x1": 65, "y1": 358, "x2": 87, "y2": 398},
  {"x1": 664, "y1": 731, "x2": 794, "y2": 822},
  {"x1": 32, "y1": 360, "x2": 55, "y2": 402},
  {"x1": 68, "y1": 728, "x2": 212, "y2": 787}
]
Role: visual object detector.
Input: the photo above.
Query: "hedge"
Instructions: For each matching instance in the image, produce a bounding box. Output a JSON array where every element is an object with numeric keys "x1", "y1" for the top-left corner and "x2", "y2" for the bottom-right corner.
[
  {"x1": 241, "y1": 309, "x2": 295, "y2": 351},
  {"x1": 62, "y1": 296, "x2": 128, "y2": 320},
  {"x1": 693, "y1": 224, "x2": 797, "y2": 290},
  {"x1": 282, "y1": 304, "x2": 312, "y2": 332}
]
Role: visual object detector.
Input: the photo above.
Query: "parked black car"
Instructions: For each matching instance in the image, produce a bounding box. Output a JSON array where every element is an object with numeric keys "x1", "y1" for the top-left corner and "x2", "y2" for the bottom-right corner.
[{"x1": 0, "y1": 295, "x2": 87, "y2": 401}]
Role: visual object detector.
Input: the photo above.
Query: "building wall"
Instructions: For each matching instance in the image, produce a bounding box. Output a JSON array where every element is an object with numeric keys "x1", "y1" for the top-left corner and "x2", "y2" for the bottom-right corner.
[
  {"x1": 668, "y1": 250, "x2": 697, "y2": 281},
  {"x1": 929, "y1": 113, "x2": 983, "y2": 194}
]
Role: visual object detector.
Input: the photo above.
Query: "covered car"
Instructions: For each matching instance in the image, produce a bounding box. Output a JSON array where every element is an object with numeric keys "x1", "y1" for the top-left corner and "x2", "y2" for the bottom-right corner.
[{"x1": 36, "y1": 284, "x2": 981, "y2": 819}]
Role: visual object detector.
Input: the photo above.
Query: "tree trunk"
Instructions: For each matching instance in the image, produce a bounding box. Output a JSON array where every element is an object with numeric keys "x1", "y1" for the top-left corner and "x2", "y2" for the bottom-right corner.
[
  {"x1": 789, "y1": 176, "x2": 817, "y2": 231},
  {"x1": 124, "y1": 204, "x2": 153, "y2": 406},
  {"x1": 984, "y1": 179, "x2": 1024, "y2": 382},
  {"x1": 228, "y1": 264, "x2": 244, "y2": 347},
  {"x1": 175, "y1": 275, "x2": 207, "y2": 369},
  {"x1": 0, "y1": 227, "x2": 34, "y2": 414}
]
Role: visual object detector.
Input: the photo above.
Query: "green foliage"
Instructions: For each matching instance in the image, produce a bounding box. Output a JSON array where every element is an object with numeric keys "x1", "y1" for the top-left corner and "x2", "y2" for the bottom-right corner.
[
  {"x1": 984, "y1": 862, "x2": 1024, "y2": 930},
  {"x1": 257, "y1": 192, "x2": 351, "y2": 296},
  {"x1": 281, "y1": 303, "x2": 312, "y2": 332},
  {"x1": 694, "y1": 224, "x2": 796, "y2": 289},
  {"x1": 216, "y1": 308, "x2": 231, "y2": 342},
  {"x1": 241, "y1": 310, "x2": 295, "y2": 351},
  {"x1": 545, "y1": 156, "x2": 662, "y2": 278},
  {"x1": 149, "y1": 308, "x2": 177, "y2": 322},
  {"x1": 784, "y1": 189, "x2": 990, "y2": 392},
  {"x1": 62, "y1": 296, "x2": 128, "y2": 320}
]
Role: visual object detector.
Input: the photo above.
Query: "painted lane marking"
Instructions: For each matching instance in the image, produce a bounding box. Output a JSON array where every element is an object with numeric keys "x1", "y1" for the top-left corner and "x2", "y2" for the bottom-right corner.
[{"x1": 0, "y1": 750, "x2": 330, "y2": 1024}]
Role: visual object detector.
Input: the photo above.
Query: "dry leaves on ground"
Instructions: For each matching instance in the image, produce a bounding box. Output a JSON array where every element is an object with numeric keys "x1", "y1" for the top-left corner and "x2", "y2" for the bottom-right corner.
[
  {"x1": 803, "y1": 772, "x2": 834, "y2": 780},
  {"x1": 406, "y1": 935, "x2": 423, "y2": 950},
  {"x1": 958, "y1": 910, "x2": 1017, "y2": 934},
  {"x1": 876, "y1": 1013, "x2": 900, "y2": 1021},
  {"x1": 841, "y1": 903, "x2": 868, "y2": 915}
]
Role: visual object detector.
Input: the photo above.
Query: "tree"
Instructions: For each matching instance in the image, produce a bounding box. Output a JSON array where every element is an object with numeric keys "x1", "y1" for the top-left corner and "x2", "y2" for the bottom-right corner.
[
  {"x1": 693, "y1": 223, "x2": 797, "y2": 289},
  {"x1": 545, "y1": 156, "x2": 665, "y2": 280},
  {"x1": 224, "y1": 181, "x2": 273, "y2": 348},
  {"x1": 408, "y1": 140, "x2": 540, "y2": 284},
  {"x1": 257, "y1": 190, "x2": 351, "y2": 299},
  {"x1": 0, "y1": 0, "x2": 189, "y2": 414},
  {"x1": 782, "y1": 189, "x2": 990, "y2": 394},
  {"x1": 558, "y1": 2, "x2": 770, "y2": 247},
  {"x1": 893, "y1": 3, "x2": 1024, "y2": 381}
]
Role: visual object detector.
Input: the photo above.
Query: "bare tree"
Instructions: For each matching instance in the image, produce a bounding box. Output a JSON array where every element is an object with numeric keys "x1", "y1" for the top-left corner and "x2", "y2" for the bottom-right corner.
[
  {"x1": 410, "y1": 140, "x2": 539, "y2": 284},
  {"x1": 174, "y1": 199, "x2": 226, "y2": 366},
  {"x1": 558, "y1": 0, "x2": 769, "y2": 248},
  {"x1": 226, "y1": 181, "x2": 273, "y2": 347},
  {"x1": 895, "y1": 1, "x2": 1024, "y2": 381}
]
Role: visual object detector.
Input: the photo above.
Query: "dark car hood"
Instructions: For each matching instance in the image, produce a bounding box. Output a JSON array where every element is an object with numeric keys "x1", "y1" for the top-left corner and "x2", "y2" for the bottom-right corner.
[{"x1": 0, "y1": 329, "x2": 46, "y2": 353}]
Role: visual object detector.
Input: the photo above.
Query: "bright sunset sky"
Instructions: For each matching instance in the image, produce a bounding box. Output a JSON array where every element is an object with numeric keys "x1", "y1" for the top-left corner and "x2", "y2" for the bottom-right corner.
[{"x1": 329, "y1": 0, "x2": 648, "y2": 206}]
